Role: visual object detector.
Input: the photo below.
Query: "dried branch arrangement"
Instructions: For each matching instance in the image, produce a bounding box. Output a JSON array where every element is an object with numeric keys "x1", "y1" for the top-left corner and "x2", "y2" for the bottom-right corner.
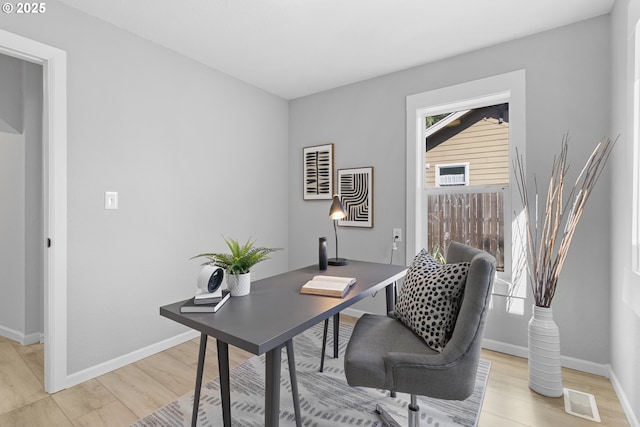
[{"x1": 514, "y1": 135, "x2": 616, "y2": 307}]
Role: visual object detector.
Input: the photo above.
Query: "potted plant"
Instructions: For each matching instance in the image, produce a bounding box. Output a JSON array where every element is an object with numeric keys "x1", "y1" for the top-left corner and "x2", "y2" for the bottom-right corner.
[
  {"x1": 513, "y1": 135, "x2": 615, "y2": 397},
  {"x1": 193, "y1": 236, "x2": 282, "y2": 296}
]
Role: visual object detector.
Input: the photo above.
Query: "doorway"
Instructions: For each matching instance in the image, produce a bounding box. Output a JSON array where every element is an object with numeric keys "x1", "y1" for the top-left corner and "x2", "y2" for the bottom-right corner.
[
  {"x1": 0, "y1": 53, "x2": 44, "y2": 346},
  {"x1": 0, "y1": 29, "x2": 68, "y2": 393}
]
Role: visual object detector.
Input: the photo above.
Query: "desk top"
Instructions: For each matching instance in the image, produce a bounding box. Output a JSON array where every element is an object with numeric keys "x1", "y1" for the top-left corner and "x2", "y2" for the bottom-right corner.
[{"x1": 160, "y1": 260, "x2": 407, "y2": 355}]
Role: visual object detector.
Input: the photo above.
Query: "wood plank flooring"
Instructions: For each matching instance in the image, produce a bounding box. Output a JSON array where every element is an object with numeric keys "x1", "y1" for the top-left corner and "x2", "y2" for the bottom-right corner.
[{"x1": 0, "y1": 317, "x2": 630, "y2": 426}]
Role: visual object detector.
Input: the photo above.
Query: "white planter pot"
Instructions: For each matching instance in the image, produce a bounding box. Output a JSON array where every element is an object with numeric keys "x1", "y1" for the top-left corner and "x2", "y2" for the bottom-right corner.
[
  {"x1": 227, "y1": 272, "x2": 251, "y2": 297},
  {"x1": 528, "y1": 305, "x2": 563, "y2": 397}
]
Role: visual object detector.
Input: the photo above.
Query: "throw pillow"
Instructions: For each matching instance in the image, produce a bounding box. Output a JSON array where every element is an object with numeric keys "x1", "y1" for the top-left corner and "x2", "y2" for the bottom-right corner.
[{"x1": 395, "y1": 249, "x2": 470, "y2": 352}]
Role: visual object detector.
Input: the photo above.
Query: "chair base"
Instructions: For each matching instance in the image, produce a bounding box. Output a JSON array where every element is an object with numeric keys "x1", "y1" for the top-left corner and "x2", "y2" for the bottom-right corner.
[{"x1": 374, "y1": 394, "x2": 420, "y2": 427}]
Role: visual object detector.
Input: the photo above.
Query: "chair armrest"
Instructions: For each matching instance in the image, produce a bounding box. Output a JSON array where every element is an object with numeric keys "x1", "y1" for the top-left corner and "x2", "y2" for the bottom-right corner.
[{"x1": 383, "y1": 349, "x2": 479, "y2": 399}]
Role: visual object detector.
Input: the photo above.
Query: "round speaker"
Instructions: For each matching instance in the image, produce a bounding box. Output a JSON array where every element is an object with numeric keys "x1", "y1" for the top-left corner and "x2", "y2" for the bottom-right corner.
[{"x1": 197, "y1": 265, "x2": 224, "y2": 294}]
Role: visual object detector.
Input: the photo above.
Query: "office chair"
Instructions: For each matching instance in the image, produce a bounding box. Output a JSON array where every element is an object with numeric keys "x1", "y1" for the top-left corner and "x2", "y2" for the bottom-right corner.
[{"x1": 344, "y1": 241, "x2": 496, "y2": 427}]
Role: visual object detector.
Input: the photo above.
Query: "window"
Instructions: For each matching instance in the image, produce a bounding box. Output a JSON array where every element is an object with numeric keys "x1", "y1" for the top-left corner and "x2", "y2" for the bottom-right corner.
[
  {"x1": 628, "y1": 14, "x2": 640, "y2": 316},
  {"x1": 406, "y1": 70, "x2": 526, "y2": 314},
  {"x1": 425, "y1": 105, "x2": 508, "y2": 272},
  {"x1": 435, "y1": 163, "x2": 469, "y2": 187},
  {"x1": 633, "y1": 19, "x2": 640, "y2": 276}
]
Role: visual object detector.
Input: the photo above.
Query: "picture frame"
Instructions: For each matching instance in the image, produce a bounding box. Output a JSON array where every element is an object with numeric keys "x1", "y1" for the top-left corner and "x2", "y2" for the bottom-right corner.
[
  {"x1": 338, "y1": 167, "x2": 373, "y2": 228},
  {"x1": 303, "y1": 143, "x2": 334, "y2": 200}
]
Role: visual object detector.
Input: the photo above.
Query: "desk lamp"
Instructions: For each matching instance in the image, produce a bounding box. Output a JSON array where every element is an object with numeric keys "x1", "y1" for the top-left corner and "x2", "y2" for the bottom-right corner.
[{"x1": 328, "y1": 194, "x2": 348, "y2": 266}]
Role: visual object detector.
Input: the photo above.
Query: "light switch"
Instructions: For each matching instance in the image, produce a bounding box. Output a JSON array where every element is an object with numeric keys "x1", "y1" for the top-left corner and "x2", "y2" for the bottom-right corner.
[{"x1": 105, "y1": 191, "x2": 119, "y2": 210}]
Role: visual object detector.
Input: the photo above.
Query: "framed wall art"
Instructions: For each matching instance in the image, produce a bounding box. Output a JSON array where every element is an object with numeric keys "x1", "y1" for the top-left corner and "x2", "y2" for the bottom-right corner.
[
  {"x1": 338, "y1": 167, "x2": 373, "y2": 228},
  {"x1": 303, "y1": 143, "x2": 334, "y2": 200}
]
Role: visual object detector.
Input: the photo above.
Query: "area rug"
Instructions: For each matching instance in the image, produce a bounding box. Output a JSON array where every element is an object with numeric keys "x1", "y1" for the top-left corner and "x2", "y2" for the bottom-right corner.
[{"x1": 132, "y1": 323, "x2": 490, "y2": 426}]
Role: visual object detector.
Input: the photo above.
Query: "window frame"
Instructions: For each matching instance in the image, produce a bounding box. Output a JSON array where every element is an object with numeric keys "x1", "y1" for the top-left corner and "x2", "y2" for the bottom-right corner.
[
  {"x1": 406, "y1": 70, "x2": 526, "y2": 295},
  {"x1": 435, "y1": 162, "x2": 470, "y2": 187}
]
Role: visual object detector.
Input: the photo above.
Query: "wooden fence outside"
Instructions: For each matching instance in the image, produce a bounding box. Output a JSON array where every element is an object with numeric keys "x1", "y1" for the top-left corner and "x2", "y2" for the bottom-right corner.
[{"x1": 427, "y1": 191, "x2": 505, "y2": 271}]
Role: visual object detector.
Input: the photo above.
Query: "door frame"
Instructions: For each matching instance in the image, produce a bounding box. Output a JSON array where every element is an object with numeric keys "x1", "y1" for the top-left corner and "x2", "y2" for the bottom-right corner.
[{"x1": 0, "y1": 29, "x2": 68, "y2": 393}]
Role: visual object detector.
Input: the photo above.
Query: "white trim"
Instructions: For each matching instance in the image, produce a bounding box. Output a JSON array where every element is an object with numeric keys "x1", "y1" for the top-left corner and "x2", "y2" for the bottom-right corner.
[
  {"x1": 627, "y1": 7, "x2": 640, "y2": 316},
  {"x1": 435, "y1": 162, "x2": 469, "y2": 187},
  {"x1": 406, "y1": 70, "x2": 526, "y2": 287},
  {"x1": 341, "y1": 307, "x2": 367, "y2": 319},
  {"x1": 66, "y1": 330, "x2": 199, "y2": 388},
  {"x1": 0, "y1": 326, "x2": 42, "y2": 346},
  {"x1": 0, "y1": 29, "x2": 68, "y2": 393},
  {"x1": 424, "y1": 109, "x2": 471, "y2": 138},
  {"x1": 342, "y1": 312, "x2": 614, "y2": 379},
  {"x1": 481, "y1": 338, "x2": 611, "y2": 378},
  {"x1": 610, "y1": 369, "x2": 640, "y2": 427}
]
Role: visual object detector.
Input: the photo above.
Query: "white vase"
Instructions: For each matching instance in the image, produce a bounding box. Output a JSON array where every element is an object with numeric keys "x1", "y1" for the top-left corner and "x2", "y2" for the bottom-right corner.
[
  {"x1": 227, "y1": 272, "x2": 251, "y2": 297},
  {"x1": 528, "y1": 305, "x2": 563, "y2": 397}
]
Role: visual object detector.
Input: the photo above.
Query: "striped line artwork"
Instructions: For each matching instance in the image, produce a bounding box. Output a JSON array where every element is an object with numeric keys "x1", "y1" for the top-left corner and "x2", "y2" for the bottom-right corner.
[
  {"x1": 304, "y1": 144, "x2": 333, "y2": 199},
  {"x1": 338, "y1": 167, "x2": 373, "y2": 227},
  {"x1": 340, "y1": 173, "x2": 369, "y2": 222}
]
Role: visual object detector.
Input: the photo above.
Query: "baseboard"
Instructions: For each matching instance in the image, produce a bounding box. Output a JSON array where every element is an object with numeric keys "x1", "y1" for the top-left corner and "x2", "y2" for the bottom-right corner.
[
  {"x1": 482, "y1": 338, "x2": 610, "y2": 377},
  {"x1": 609, "y1": 368, "x2": 640, "y2": 427},
  {"x1": 0, "y1": 325, "x2": 42, "y2": 345},
  {"x1": 0, "y1": 325, "x2": 23, "y2": 343},
  {"x1": 22, "y1": 331, "x2": 42, "y2": 345},
  {"x1": 341, "y1": 307, "x2": 367, "y2": 319},
  {"x1": 65, "y1": 329, "x2": 199, "y2": 389}
]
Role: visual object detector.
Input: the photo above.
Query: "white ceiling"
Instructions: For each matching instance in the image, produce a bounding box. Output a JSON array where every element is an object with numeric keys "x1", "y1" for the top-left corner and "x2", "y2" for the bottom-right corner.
[{"x1": 58, "y1": 0, "x2": 615, "y2": 99}]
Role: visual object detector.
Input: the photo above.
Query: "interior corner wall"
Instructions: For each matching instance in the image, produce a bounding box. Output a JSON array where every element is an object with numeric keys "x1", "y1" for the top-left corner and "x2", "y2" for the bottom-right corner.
[
  {"x1": 610, "y1": 0, "x2": 640, "y2": 424},
  {"x1": 0, "y1": 54, "x2": 25, "y2": 338},
  {"x1": 0, "y1": 130, "x2": 25, "y2": 337},
  {"x1": 23, "y1": 60, "x2": 43, "y2": 339},
  {"x1": 0, "y1": 53, "x2": 41, "y2": 343},
  {"x1": 0, "y1": 0, "x2": 289, "y2": 377},
  {"x1": 288, "y1": 15, "x2": 612, "y2": 365}
]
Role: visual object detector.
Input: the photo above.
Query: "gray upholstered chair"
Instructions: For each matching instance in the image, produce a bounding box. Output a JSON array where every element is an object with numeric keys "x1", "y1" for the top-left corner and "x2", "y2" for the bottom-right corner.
[{"x1": 344, "y1": 241, "x2": 496, "y2": 427}]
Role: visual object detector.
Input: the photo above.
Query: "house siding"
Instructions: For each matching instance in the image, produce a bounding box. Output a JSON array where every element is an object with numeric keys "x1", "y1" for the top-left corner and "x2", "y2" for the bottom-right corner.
[{"x1": 425, "y1": 107, "x2": 509, "y2": 187}]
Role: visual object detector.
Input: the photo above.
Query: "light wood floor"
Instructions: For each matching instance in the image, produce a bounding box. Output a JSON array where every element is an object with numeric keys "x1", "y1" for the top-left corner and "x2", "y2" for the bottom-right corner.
[{"x1": 0, "y1": 317, "x2": 630, "y2": 427}]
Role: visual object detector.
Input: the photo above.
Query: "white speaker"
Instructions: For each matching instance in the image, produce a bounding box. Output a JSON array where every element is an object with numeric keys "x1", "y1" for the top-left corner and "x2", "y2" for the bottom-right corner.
[{"x1": 197, "y1": 265, "x2": 225, "y2": 297}]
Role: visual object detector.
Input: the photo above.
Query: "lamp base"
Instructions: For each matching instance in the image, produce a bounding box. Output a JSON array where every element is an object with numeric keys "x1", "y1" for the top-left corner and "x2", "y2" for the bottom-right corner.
[{"x1": 328, "y1": 258, "x2": 349, "y2": 266}]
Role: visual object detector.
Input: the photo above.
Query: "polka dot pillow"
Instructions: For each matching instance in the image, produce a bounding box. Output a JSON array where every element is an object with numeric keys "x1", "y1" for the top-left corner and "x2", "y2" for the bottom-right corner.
[{"x1": 394, "y1": 249, "x2": 470, "y2": 352}]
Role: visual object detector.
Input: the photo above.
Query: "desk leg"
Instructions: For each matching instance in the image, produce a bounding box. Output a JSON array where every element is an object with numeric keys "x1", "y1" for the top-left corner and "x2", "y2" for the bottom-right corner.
[
  {"x1": 191, "y1": 333, "x2": 207, "y2": 427},
  {"x1": 386, "y1": 281, "x2": 397, "y2": 313},
  {"x1": 217, "y1": 340, "x2": 231, "y2": 427},
  {"x1": 320, "y1": 319, "x2": 329, "y2": 372},
  {"x1": 332, "y1": 313, "x2": 339, "y2": 358},
  {"x1": 265, "y1": 344, "x2": 283, "y2": 427},
  {"x1": 286, "y1": 340, "x2": 302, "y2": 427},
  {"x1": 385, "y1": 282, "x2": 398, "y2": 399}
]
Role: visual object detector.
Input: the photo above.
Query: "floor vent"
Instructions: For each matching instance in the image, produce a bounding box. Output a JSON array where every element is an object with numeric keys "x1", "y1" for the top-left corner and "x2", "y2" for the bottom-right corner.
[{"x1": 563, "y1": 387, "x2": 601, "y2": 423}]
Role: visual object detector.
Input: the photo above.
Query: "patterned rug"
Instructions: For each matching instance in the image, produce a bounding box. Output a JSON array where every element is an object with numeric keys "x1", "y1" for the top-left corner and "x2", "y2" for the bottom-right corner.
[{"x1": 132, "y1": 323, "x2": 490, "y2": 426}]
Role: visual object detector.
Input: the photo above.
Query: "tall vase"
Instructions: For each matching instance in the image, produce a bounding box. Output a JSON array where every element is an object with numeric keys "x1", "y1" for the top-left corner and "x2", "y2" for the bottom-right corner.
[
  {"x1": 528, "y1": 305, "x2": 563, "y2": 397},
  {"x1": 227, "y1": 272, "x2": 251, "y2": 297}
]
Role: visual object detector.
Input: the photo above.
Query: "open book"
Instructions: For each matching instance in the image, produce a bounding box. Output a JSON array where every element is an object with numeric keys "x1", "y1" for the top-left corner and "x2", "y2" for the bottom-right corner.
[{"x1": 300, "y1": 275, "x2": 357, "y2": 297}]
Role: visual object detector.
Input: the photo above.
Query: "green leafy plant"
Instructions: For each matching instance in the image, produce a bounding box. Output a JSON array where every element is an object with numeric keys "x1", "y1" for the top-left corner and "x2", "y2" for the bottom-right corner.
[
  {"x1": 193, "y1": 236, "x2": 282, "y2": 275},
  {"x1": 431, "y1": 243, "x2": 446, "y2": 264}
]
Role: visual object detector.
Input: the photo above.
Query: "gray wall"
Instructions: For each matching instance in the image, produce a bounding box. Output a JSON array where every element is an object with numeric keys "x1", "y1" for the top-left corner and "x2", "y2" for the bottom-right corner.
[
  {"x1": 610, "y1": 0, "x2": 640, "y2": 422},
  {"x1": 23, "y1": 60, "x2": 43, "y2": 339},
  {"x1": 289, "y1": 16, "x2": 612, "y2": 365},
  {"x1": 4, "y1": 4, "x2": 635, "y2": 418},
  {"x1": 0, "y1": 54, "x2": 43, "y2": 343},
  {"x1": 1, "y1": 1, "x2": 289, "y2": 374},
  {"x1": 0, "y1": 130, "x2": 25, "y2": 335}
]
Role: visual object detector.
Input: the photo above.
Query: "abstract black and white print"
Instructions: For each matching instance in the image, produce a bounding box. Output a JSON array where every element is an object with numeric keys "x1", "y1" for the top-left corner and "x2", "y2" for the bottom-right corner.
[
  {"x1": 303, "y1": 143, "x2": 334, "y2": 200},
  {"x1": 338, "y1": 167, "x2": 373, "y2": 227}
]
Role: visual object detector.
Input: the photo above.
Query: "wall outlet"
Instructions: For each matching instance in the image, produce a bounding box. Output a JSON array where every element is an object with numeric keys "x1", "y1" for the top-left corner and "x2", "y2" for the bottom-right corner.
[
  {"x1": 105, "y1": 191, "x2": 118, "y2": 210},
  {"x1": 251, "y1": 271, "x2": 256, "y2": 281},
  {"x1": 393, "y1": 228, "x2": 402, "y2": 242}
]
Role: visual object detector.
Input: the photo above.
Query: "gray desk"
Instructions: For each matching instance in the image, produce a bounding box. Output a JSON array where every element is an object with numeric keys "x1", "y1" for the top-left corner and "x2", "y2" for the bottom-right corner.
[{"x1": 160, "y1": 260, "x2": 407, "y2": 427}]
